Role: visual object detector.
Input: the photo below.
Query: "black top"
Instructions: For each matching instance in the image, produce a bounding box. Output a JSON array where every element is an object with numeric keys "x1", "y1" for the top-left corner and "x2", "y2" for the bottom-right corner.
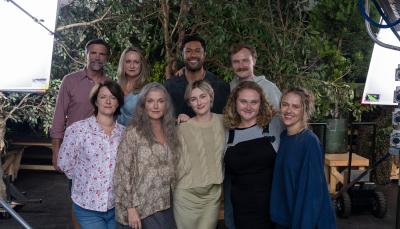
[
  {"x1": 164, "y1": 71, "x2": 230, "y2": 117},
  {"x1": 224, "y1": 125, "x2": 276, "y2": 229}
]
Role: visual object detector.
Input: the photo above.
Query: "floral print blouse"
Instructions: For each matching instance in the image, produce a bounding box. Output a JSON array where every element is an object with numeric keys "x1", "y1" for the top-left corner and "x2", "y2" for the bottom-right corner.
[
  {"x1": 113, "y1": 126, "x2": 175, "y2": 225},
  {"x1": 58, "y1": 116, "x2": 125, "y2": 212}
]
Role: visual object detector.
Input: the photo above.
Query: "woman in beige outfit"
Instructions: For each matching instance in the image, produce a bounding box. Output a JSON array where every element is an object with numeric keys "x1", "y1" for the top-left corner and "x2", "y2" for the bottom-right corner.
[
  {"x1": 174, "y1": 80, "x2": 225, "y2": 229},
  {"x1": 114, "y1": 82, "x2": 179, "y2": 229}
]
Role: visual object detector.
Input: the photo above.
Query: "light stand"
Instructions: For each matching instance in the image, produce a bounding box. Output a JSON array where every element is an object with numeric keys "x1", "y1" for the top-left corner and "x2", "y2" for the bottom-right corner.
[{"x1": 0, "y1": 198, "x2": 31, "y2": 229}]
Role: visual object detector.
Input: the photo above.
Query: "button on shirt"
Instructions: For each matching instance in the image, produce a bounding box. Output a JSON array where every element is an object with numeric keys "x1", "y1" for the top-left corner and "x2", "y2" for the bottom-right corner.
[{"x1": 58, "y1": 116, "x2": 125, "y2": 212}]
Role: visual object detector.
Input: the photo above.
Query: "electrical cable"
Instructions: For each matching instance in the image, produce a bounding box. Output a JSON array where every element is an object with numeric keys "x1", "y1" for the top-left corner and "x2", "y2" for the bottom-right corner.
[
  {"x1": 358, "y1": 0, "x2": 400, "y2": 28},
  {"x1": 363, "y1": 0, "x2": 400, "y2": 50},
  {"x1": 370, "y1": 0, "x2": 400, "y2": 41}
]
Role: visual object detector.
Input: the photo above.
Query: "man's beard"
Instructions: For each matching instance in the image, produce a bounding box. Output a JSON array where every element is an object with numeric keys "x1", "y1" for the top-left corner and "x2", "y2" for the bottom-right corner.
[
  {"x1": 88, "y1": 61, "x2": 104, "y2": 71},
  {"x1": 184, "y1": 59, "x2": 203, "y2": 72}
]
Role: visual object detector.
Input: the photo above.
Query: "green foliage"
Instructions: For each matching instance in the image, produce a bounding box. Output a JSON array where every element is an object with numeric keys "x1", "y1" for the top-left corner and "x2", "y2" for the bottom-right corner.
[
  {"x1": 373, "y1": 126, "x2": 392, "y2": 183},
  {"x1": 0, "y1": 79, "x2": 60, "y2": 135},
  {"x1": 187, "y1": 0, "x2": 314, "y2": 86},
  {"x1": 5, "y1": 0, "x2": 379, "y2": 136},
  {"x1": 150, "y1": 61, "x2": 167, "y2": 83},
  {"x1": 182, "y1": 0, "x2": 373, "y2": 121},
  {"x1": 306, "y1": 0, "x2": 376, "y2": 120}
]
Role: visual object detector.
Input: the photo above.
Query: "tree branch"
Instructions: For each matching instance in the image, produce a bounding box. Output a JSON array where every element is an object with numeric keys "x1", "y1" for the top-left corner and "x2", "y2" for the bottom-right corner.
[
  {"x1": 171, "y1": 0, "x2": 188, "y2": 38},
  {"x1": 160, "y1": 0, "x2": 172, "y2": 79},
  {"x1": 0, "y1": 92, "x2": 7, "y2": 101},
  {"x1": 56, "y1": 41, "x2": 85, "y2": 65},
  {"x1": 56, "y1": 6, "x2": 113, "y2": 32},
  {"x1": 4, "y1": 94, "x2": 31, "y2": 122}
]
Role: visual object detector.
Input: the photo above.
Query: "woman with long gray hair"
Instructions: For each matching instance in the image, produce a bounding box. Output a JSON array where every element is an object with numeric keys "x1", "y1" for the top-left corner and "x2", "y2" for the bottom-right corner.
[{"x1": 113, "y1": 82, "x2": 179, "y2": 229}]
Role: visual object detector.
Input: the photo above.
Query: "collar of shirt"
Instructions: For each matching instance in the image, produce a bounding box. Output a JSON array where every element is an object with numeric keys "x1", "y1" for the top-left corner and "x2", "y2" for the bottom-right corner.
[
  {"x1": 87, "y1": 116, "x2": 124, "y2": 137},
  {"x1": 234, "y1": 75, "x2": 256, "y2": 83},
  {"x1": 77, "y1": 68, "x2": 107, "y2": 82}
]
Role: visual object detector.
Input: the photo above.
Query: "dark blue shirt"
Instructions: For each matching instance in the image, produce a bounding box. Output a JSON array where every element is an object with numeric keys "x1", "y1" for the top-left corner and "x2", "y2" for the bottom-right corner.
[{"x1": 270, "y1": 129, "x2": 336, "y2": 229}]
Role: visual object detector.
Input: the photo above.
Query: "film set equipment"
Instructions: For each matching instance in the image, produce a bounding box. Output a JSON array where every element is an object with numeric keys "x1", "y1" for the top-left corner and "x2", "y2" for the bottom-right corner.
[
  {"x1": 0, "y1": 0, "x2": 58, "y2": 228},
  {"x1": 332, "y1": 0, "x2": 400, "y2": 225}
]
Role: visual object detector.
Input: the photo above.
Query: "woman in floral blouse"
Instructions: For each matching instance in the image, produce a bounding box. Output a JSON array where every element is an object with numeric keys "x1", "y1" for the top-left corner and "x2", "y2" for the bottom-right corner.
[
  {"x1": 113, "y1": 82, "x2": 179, "y2": 229},
  {"x1": 58, "y1": 80, "x2": 125, "y2": 229}
]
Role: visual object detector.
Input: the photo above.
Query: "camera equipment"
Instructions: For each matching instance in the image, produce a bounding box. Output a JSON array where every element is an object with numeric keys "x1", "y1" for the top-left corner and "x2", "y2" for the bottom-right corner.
[
  {"x1": 393, "y1": 108, "x2": 400, "y2": 126},
  {"x1": 391, "y1": 130, "x2": 400, "y2": 148},
  {"x1": 359, "y1": 0, "x2": 400, "y2": 226},
  {"x1": 396, "y1": 64, "x2": 400, "y2": 81},
  {"x1": 394, "y1": 86, "x2": 400, "y2": 103}
]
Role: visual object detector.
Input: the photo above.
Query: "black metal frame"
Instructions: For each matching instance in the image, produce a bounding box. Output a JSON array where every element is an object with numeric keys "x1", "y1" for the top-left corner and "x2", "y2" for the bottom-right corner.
[{"x1": 333, "y1": 122, "x2": 391, "y2": 200}]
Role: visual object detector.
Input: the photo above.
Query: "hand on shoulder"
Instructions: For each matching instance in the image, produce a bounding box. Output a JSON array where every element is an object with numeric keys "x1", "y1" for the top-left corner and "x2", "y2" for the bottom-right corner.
[{"x1": 177, "y1": 113, "x2": 190, "y2": 124}]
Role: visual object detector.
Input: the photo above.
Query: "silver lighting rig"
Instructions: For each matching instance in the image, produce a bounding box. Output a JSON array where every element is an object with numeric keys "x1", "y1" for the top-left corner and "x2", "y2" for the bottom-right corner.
[{"x1": 360, "y1": 0, "x2": 400, "y2": 228}]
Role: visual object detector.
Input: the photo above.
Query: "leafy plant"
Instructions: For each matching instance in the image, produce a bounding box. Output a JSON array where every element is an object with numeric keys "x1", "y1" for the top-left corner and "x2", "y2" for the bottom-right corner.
[{"x1": 306, "y1": 0, "x2": 376, "y2": 121}]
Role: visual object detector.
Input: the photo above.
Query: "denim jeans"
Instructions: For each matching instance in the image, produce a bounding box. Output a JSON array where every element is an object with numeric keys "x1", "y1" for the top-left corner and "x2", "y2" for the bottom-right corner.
[{"x1": 73, "y1": 203, "x2": 116, "y2": 229}]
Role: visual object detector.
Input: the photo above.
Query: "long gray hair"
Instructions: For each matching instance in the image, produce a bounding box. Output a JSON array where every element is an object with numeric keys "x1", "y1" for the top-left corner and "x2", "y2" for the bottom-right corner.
[{"x1": 130, "y1": 82, "x2": 179, "y2": 152}]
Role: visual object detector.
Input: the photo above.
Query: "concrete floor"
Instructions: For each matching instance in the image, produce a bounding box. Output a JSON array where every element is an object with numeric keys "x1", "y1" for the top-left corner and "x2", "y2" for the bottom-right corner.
[{"x1": 0, "y1": 170, "x2": 397, "y2": 229}]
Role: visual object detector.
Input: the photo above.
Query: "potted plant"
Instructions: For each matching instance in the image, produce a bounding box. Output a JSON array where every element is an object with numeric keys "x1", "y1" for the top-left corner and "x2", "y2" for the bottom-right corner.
[{"x1": 316, "y1": 81, "x2": 353, "y2": 153}]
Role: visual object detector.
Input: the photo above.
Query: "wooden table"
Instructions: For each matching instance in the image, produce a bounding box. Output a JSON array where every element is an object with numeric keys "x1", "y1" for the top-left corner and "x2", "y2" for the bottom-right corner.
[
  {"x1": 3, "y1": 139, "x2": 54, "y2": 180},
  {"x1": 324, "y1": 153, "x2": 369, "y2": 194},
  {"x1": 12, "y1": 140, "x2": 54, "y2": 171}
]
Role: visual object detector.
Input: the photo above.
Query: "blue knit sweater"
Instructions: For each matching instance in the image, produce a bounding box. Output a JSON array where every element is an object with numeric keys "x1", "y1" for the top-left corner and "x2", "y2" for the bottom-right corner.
[{"x1": 270, "y1": 129, "x2": 336, "y2": 229}]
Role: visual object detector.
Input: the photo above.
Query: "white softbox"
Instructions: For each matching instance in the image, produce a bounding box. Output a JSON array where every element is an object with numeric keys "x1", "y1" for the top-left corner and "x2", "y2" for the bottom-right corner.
[{"x1": 0, "y1": 0, "x2": 58, "y2": 92}]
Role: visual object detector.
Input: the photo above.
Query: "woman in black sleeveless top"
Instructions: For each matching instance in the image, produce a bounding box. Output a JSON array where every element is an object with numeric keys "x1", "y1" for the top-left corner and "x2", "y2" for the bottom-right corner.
[{"x1": 223, "y1": 81, "x2": 277, "y2": 229}]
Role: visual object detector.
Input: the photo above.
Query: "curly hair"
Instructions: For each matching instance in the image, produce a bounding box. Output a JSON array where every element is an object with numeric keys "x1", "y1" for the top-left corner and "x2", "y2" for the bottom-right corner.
[
  {"x1": 129, "y1": 82, "x2": 179, "y2": 153},
  {"x1": 281, "y1": 87, "x2": 315, "y2": 126},
  {"x1": 180, "y1": 34, "x2": 206, "y2": 52},
  {"x1": 223, "y1": 81, "x2": 275, "y2": 129},
  {"x1": 116, "y1": 46, "x2": 149, "y2": 94}
]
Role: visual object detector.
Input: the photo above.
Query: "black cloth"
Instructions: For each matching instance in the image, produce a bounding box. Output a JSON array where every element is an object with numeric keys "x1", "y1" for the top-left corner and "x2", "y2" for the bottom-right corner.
[
  {"x1": 164, "y1": 71, "x2": 230, "y2": 117},
  {"x1": 224, "y1": 133, "x2": 276, "y2": 229},
  {"x1": 117, "y1": 208, "x2": 175, "y2": 229}
]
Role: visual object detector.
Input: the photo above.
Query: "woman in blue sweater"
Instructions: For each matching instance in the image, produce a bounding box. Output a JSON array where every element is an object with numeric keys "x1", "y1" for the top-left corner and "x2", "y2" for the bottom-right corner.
[{"x1": 270, "y1": 87, "x2": 336, "y2": 229}]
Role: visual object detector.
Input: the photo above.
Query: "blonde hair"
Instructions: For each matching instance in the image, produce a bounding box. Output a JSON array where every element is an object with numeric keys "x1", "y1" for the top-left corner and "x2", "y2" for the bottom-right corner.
[
  {"x1": 117, "y1": 46, "x2": 149, "y2": 93},
  {"x1": 281, "y1": 87, "x2": 315, "y2": 127},
  {"x1": 223, "y1": 81, "x2": 275, "y2": 128},
  {"x1": 184, "y1": 80, "x2": 214, "y2": 108}
]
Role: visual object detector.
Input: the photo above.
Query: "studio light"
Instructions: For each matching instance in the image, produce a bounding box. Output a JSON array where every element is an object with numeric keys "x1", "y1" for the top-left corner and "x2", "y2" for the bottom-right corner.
[
  {"x1": 390, "y1": 130, "x2": 400, "y2": 148},
  {"x1": 396, "y1": 64, "x2": 400, "y2": 81},
  {"x1": 393, "y1": 108, "x2": 400, "y2": 126},
  {"x1": 394, "y1": 86, "x2": 400, "y2": 103}
]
